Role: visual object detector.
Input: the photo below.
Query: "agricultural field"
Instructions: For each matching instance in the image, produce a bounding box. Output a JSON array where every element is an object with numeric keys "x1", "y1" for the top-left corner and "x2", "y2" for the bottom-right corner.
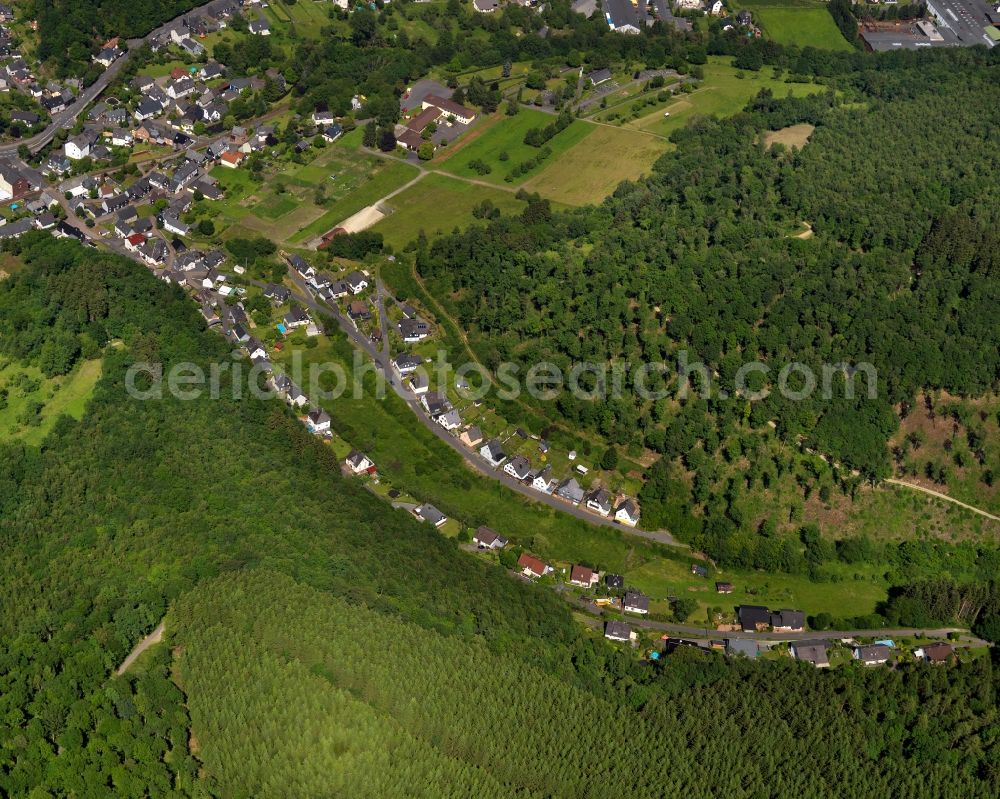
[
  {"x1": 373, "y1": 173, "x2": 527, "y2": 249},
  {"x1": 631, "y1": 58, "x2": 828, "y2": 137},
  {"x1": 743, "y1": 0, "x2": 855, "y2": 51},
  {"x1": 0, "y1": 358, "x2": 102, "y2": 445},
  {"x1": 435, "y1": 109, "x2": 594, "y2": 187},
  {"x1": 522, "y1": 125, "x2": 671, "y2": 206}
]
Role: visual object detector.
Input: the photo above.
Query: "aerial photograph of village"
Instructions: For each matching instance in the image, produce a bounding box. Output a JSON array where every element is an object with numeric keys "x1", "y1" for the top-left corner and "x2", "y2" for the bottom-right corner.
[{"x1": 0, "y1": 0, "x2": 998, "y2": 795}]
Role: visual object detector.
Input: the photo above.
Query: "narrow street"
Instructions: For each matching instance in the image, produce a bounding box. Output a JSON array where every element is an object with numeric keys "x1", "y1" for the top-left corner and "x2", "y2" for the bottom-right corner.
[{"x1": 283, "y1": 271, "x2": 685, "y2": 548}]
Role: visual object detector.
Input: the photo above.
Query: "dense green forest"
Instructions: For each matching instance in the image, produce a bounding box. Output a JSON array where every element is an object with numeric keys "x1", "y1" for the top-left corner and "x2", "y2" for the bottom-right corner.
[
  {"x1": 415, "y1": 51, "x2": 1000, "y2": 559},
  {"x1": 174, "y1": 571, "x2": 999, "y2": 797},
  {"x1": 0, "y1": 234, "x2": 997, "y2": 797}
]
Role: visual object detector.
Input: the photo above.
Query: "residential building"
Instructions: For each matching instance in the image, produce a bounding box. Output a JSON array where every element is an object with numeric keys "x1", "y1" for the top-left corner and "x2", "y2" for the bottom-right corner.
[
  {"x1": 737, "y1": 605, "x2": 772, "y2": 632},
  {"x1": 459, "y1": 426, "x2": 484, "y2": 448},
  {"x1": 415, "y1": 504, "x2": 447, "y2": 527},
  {"x1": 623, "y1": 589, "x2": 649, "y2": 615},
  {"x1": 504, "y1": 455, "x2": 532, "y2": 481},
  {"x1": 569, "y1": 565, "x2": 598, "y2": 588},
  {"x1": 586, "y1": 488, "x2": 613, "y2": 516},
  {"x1": 604, "y1": 620, "x2": 632, "y2": 642},
  {"x1": 65, "y1": 134, "x2": 92, "y2": 160},
  {"x1": 517, "y1": 552, "x2": 552, "y2": 579},
  {"x1": 531, "y1": 465, "x2": 554, "y2": 493},
  {"x1": 605, "y1": 574, "x2": 624, "y2": 590},
  {"x1": 791, "y1": 640, "x2": 830, "y2": 668},
  {"x1": 392, "y1": 353, "x2": 422, "y2": 375},
  {"x1": 422, "y1": 94, "x2": 476, "y2": 125},
  {"x1": 918, "y1": 642, "x2": 955, "y2": 664},
  {"x1": 346, "y1": 271, "x2": 369, "y2": 294},
  {"x1": 307, "y1": 408, "x2": 331, "y2": 433},
  {"x1": 770, "y1": 610, "x2": 805, "y2": 633},
  {"x1": 421, "y1": 392, "x2": 451, "y2": 417},
  {"x1": 398, "y1": 318, "x2": 431, "y2": 342},
  {"x1": 556, "y1": 478, "x2": 585, "y2": 505},
  {"x1": 437, "y1": 409, "x2": 462, "y2": 431},
  {"x1": 853, "y1": 644, "x2": 892, "y2": 666},
  {"x1": 480, "y1": 439, "x2": 507, "y2": 467},
  {"x1": 614, "y1": 499, "x2": 640, "y2": 526},
  {"x1": 345, "y1": 450, "x2": 375, "y2": 473},
  {"x1": 473, "y1": 527, "x2": 508, "y2": 550}
]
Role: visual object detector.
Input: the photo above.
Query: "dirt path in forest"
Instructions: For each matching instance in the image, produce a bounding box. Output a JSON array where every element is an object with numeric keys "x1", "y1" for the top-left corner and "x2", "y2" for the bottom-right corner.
[{"x1": 116, "y1": 621, "x2": 166, "y2": 675}]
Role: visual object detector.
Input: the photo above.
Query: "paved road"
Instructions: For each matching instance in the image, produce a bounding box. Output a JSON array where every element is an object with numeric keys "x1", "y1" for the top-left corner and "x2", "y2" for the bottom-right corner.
[
  {"x1": 0, "y1": 0, "x2": 220, "y2": 157},
  {"x1": 116, "y1": 620, "x2": 166, "y2": 675},
  {"x1": 283, "y1": 272, "x2": 685, "y2": 548},
  {"x1": 886, "y1": 478, "x2": 1000, "y2": 522},
  {"x1": 566, "y1": 597, "x2": 989, "y2": 645}
]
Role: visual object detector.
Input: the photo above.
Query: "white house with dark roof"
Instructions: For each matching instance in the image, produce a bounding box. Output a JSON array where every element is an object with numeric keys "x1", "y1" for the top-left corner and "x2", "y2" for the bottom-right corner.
[
  {"x1": 473, "y1": 526, "x2": 507, "y2": 549},
  {"x1": 615, "y1": 499, "x2": 640, "y2": 527},
  {"x1": 480, "y1": 439, "x2": 507, "y2": 467},
  {"x1": 414, "y1": 504, "x2": 447, "y2": 527},
  {"x1": 623, "y1": 589, "x2": 649, "y2": 615},
  {"x1": 586, "y1": 488, "x2": 613, "y2": 517},
  {"x1": 504, "y1": 455, "x2": 532, "y2": 481},
  {"x1": 604, "y1": 620, "x2": 633, "y2": 642},
  {"x1": 346, "y1": 450, "x2": 375, "y2": 474},
  {"x1": 307, "y1": 408, "x2": 331, "y2": 433}
]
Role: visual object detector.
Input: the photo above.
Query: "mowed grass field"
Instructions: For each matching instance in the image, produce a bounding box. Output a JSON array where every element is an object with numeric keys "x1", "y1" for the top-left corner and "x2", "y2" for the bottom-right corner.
[
  {"x1": 373, "y1": 173, "x2": 527, "y2": 249},
  {"x1": 745, "y1": 0, "x2": 855, "y2": 51},
  {"x1": 523, "y1": 124, "x2": 672, "y2": 206},
  {"x1": 435, "y1": 109, "x2": 594, "y2": 186},
  {"x1": 633, "y1": 58, "x2": 828, "y2": 137}
]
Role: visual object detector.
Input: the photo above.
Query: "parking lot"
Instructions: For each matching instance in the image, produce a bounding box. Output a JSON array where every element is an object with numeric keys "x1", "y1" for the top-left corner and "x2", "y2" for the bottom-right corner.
[{"x1": 926, "y1": 0, "x2": 998, "y2": 47}]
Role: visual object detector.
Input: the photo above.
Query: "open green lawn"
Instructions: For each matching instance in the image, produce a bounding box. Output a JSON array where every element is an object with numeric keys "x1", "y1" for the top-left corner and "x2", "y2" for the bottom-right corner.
[
  {"x1": 748, "y1": 2, "x2": 856, "y2": 51},
  {"x1": 373, "y1": 173, "x2": 527, "y2": 249},
  {"x1": 435, "y1": 109, "x2": 594, "y2": 186},
  {"x1": 207, "y1": 138, "x2": 418, "y2": 245},
  {"x1": 0, "y1": 358, "x2": 102, "y2": 446},
  {"x1": 523, "y1": 124, "x2": 671, "y2": 206},
  {"x1": 632, "y1": 58, "x2": 828, "y2": 137}
]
